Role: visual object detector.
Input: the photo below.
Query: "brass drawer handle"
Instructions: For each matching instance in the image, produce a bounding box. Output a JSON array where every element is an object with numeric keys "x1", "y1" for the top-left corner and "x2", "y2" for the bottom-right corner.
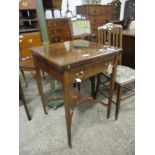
[
  {"x1": 22, "y1": 1, "x2": 28, "y2": 7},
  {"x1": 75, "y1": 71, "x2": 84, "y2": 79},
  {"x1": 19, "y1": 39, "x2": 22, "y2": 43},
  {"x1": 27, "y1": 39, "x2": 33, "y2": 43}
]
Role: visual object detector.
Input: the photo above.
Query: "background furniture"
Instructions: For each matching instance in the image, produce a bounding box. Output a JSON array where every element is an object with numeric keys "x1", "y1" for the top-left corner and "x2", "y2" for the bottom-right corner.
[
  {"x1": 95, "y1": 23, "x2": 135, "y2": 120},
  {"x1": 19, "y1": 0, "x2": 40, "y2": 33},
  {"x1": 76, "y1": 4, "x2": 120, "y2": 40},
  {"x1": 110, "y1": 0, "x2": 135, "y2": 29},
  {"x1": 31, "y1": 40, "x2": 121, "y2": 147},
  {"x1": 122, "y1": 29, "x2": 135, "y2": 68},
  {"x1": 43, "y1": 0, "x2": 62, "y2": 18},
  {"x1": 19, "y1": 79, "x2": 31, "y2": 121},
  {"x1": 46, "y1": 19, "x2": 71, "y2": 43},
  {"x1": 19, "y1": 0, "x2": 42, "y2": 58},
  {"x1": 110, "y1": 0, "x2": 121, "y2": 20}
]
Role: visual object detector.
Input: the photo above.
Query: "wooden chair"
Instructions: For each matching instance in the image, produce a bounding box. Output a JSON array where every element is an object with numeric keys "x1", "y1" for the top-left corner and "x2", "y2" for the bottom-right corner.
[
  {"x1": 95, "y1": 23, "x2": 135, "y2": 120},
  {"x1": 19, "y1": 37, "x2": 47, "y2": 115}
]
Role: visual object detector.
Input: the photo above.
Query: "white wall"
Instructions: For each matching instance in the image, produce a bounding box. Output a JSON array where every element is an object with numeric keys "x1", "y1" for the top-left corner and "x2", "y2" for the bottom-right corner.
[{"x1": 45, "y1": 0, "x2": 127, "y2": 20}]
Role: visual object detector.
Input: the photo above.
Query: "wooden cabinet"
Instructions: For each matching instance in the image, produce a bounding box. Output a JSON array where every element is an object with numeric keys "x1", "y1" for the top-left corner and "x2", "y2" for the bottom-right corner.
[
  {"x1": 19, "y1": 0, "x2": 40, "y2": 33},
  {"x1": 19, "y1": 32, "x2": 42, "y2": 58},
  {"x1": 76, "y1": 4, "x2": 119, "y2": 39},
  {"x1": 110, "y1": 0, "x2": 121, "y2": 20},
  {"x1": 46, "y1": 19, "x2": 71, "y2": 43},
  {"x1": 19, "y1": 0, "x2": 42, "y2": 57},
  {"x1": 19, "y1": 0, "x2": 37, "y2": 10},
  {"x1": 122, "y1": 29, "x2": 135, "y2": 69}
]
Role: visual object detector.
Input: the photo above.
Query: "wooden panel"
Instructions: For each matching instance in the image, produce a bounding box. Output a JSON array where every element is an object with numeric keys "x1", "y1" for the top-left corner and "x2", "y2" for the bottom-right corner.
[
  {"x1": 88, "y1": 5, "x2": 101, "y2": 15},
  {"x1": 49, "y1": 35, "x2": 71, "y2": 43},
  {"x1": 46, "y1": 19, "x2": 71, "y2": 43},
  {"x1": 122, "y1": 34, "x2": 135, "y2": 69},
  {"x1": 46, "y1": 19, "x2": 69, "y2": 28},
  {"x1": 19, "y1": 32, "x2": 42, "y2": 57},
  {"x1": 48, "y1": 27, "x2": 70, "y2": 35},
  {"x1": 19, "y1": 0, "x2": 37, "y2": 9},
  {"x1": 68, "y1": 60, "x2": 113, "y2": 84},
  {"x1": 19, "y1": 32, "x2": 41, "y2": 48}
]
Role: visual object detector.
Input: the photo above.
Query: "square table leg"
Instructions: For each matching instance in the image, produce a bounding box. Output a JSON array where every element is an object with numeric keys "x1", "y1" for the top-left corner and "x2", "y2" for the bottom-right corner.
[
  {"x1": 107, "y1": 56, "x2": 118, "y2": 119},
  {"x1": 63, "y1": 72, "x2": 72, "y2": 148},
  {"x1": 35, "y1": 69, "x2": 48, "y2": 115}
]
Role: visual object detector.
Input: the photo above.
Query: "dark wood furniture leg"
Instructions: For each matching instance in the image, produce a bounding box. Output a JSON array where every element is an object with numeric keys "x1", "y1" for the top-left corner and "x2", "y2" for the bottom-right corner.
[
  {"x1": 107, "y1": 56, "x2": 118, "y2": 119},
  {"x1": 19, "y1": 79, "x2": 31, "y2": 121},
  {"x1": 35, "y1": 69, "x2": 48, "y2": 115},
  {"x1": 90, "y1": 76, "x2": 96, "y2": 98},
  {"x1": 94, "y1": 74, "x2": 101, "y2": 99},
  {"x1": 63, "y1": 72, "x2": 72, "y2": 148},
  {"x1": 115, "y1": 85, "x2": 122, "y2": 120},
  {"x1": 21, "y1": 70, "x2": 28, "y2": 87}
]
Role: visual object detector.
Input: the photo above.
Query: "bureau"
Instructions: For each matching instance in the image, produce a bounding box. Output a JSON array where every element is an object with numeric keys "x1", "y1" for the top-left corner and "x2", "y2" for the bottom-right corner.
[
  {"x1": 46, "y1": 19, "x2": 71, "y2": 43},
  {"x1": 76, "y1": 4, "x2": 119, "y2": 39}
]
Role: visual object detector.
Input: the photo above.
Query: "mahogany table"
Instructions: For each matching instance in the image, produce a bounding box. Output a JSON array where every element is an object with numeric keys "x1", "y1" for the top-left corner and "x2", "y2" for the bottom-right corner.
[{"x1": 31, "y1": 40, "x2": 121, "y2": 147}]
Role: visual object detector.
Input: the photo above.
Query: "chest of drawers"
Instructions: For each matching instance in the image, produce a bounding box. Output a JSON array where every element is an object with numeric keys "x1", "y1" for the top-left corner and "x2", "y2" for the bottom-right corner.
[
  {"x1": 76, "y1": 4, "x2": 119, "y2": 38},
  {"x1": 46, "y1": 19, "x2": 71, "y2": 43}
]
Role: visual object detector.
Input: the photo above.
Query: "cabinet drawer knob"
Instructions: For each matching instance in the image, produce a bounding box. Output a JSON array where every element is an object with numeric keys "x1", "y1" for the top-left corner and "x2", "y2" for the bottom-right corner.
[
  {"x1": 75, "y1": 71, "x2": 84, "y2": 78},
  {"x1": 22, "y1": 1, "x2": 28, "y2": 7},
  {"x1": 28, "y1": 39, "x2": 33, "y2": 43}
]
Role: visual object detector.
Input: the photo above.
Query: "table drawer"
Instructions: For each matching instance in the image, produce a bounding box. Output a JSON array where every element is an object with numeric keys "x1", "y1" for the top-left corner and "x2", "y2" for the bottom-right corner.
[
  {"x1": 19, "y1": 32, "x2": 41, "y2": 48},
  {"x1": 68, "y1": 60, "x2": 113, "y2": 84}
]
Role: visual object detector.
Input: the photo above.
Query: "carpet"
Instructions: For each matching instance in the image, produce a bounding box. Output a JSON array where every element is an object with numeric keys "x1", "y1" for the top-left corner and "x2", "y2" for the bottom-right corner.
[{"x1": 19, "y1": 72, "x2": 135, "y2": 155}]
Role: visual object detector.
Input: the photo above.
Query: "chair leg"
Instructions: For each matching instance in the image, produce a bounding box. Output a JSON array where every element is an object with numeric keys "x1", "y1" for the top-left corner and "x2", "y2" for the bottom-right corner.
[
  {"x1": 42, "y1": 71, "x2": 46, "y2": 79},
  {"x1": 94, "y1": 74, "x2": 101, "y2": 99},
  {"x1": 21, "y1": 70, "x2": 28, "y2": 87},
  {"x1": 115, "y1": 85, "x2": 122, "y2": 120},
  {"x1": 34, "y1": 70, "x2": 48, "y2": 115},
  {"x1": 19, "y1": 79, "x2": 31, "y2": 121},
  {"x1": 89, "y1": 76, "x2": 95, "y2": 99}
]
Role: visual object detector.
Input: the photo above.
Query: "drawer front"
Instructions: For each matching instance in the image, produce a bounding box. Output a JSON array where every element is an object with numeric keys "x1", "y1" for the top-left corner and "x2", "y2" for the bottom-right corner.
[
  {"x1": 20, "y1": 47, "x2": 32, "y2": 58},
  {"x1": 88, "y1": 6, "x2": 101, "y2": 15},
  {"x1": 19, "y1": 0, "x2": 37, "y2": 9},
  {"x1": 101, "y1": 6, "x2": 112, "y2": 15},
  {"x1": 46, "y1": 20, "x2": 69, "y2": 28},
  {"x1": 48, "y1": 27, "x2": 70, "y2": 35},
  {"x1": 49, "y1": 35, "x2": 71, "y2": 43},
  {"x1": 68, "y1": 60, "x2": 114, "y2": 84},
  {"x1": 89, "y1": 16, "x2": 108, "y2": 25},
  {"x1": 19, "y1": 32, "x2": 41, "y2": 48}
]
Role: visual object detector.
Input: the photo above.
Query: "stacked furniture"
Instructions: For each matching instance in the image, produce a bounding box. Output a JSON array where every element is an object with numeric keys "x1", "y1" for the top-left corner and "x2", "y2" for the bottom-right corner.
[
  {"x1": 76, "y1": 4, "x2": 120, "y2": 39},
  {"x1": 46, "y1": 19, "x2": 71, "y2": 43},
  {"x1": 19, "y1": 0, "x2": 42, "y2": 57}
]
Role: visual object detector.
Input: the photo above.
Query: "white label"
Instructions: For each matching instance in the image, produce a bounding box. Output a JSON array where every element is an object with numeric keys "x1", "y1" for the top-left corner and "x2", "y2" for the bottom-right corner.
[
  {"x1": 76, "y1": 78, "x2": 82, "y2": 83},
  {"x1": 108, "y1": 63, "x2": 113, "y2": 75}
]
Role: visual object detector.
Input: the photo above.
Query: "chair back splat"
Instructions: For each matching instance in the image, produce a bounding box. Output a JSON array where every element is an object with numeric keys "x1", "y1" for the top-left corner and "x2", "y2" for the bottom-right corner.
[{"x1": 98, "y1": 23, "x2": 122, "y2": 64}]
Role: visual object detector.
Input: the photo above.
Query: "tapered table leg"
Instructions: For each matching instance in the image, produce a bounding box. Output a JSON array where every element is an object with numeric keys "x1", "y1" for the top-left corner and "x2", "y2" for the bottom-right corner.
[
  {"x1": 35, "y1": 69, "x2": 48, "y2": 115},
  {"x1": 19, "y1": 79, "x2": 31, "y2": 121},
  {"x1": 107, "y1": 56, "x2": 118, "y2": 119},
  {"x1": 63, "y1": 72, "x2": 72, "y2": 148},
  {"x1": 90, "y1": 76, "x2": 95, "y2": 99}
]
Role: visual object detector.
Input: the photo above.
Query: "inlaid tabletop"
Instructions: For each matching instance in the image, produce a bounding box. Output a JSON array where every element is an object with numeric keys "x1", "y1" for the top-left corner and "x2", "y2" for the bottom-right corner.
[{"x1": 31, "y1": 40, "x2": 121, "y2": 71}]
